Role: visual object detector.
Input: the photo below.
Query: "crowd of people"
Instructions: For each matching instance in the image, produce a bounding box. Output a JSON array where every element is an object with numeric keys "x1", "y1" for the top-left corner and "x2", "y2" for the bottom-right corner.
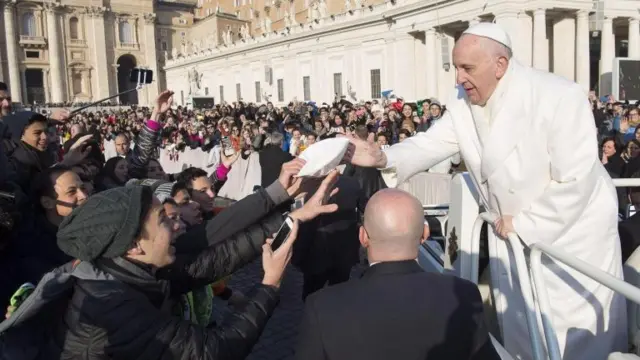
[
  {"x1": 594, "y1": 93, "x2": 640, "y2": 262},
  {"x1": 1, "y1": 23, "x2": 640, "y2": 357},
  {"x1": 0, "y1": 74, "x2": 501, "y2": 360}
]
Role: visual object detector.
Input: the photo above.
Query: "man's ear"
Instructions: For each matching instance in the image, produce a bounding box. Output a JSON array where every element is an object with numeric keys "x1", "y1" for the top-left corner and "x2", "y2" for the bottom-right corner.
[
  {"x1": 420, "y1": 224, "x2": 430, "y2": 245},
  {"x1": 496, "y1": 57, "x2": 509, "y2": 79},
  {"x1": 126, "y1": 241, "x2": 145, "y2": 257},
  {"x1": 40, "y1": 196, "x2": 55, "y2": 210},
  {"x1": 359, "y1": 226, "x2": 370, "y2": 248}
]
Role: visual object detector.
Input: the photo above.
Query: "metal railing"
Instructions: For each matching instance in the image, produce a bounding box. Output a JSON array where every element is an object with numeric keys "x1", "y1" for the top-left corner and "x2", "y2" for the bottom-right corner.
[
  {"x1": 525, "y1": 177, "x2": 640, "y2": 360},
  {"x1": 529, "y1": 242, "x2": 640, "y2": 360},
  {"x1": 471, "y1": 212, "x2": 546, "y2": 360}
]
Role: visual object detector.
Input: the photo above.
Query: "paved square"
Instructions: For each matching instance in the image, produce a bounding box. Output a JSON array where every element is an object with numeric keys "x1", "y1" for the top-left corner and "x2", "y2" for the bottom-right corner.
[{"x1": 212, "y1": 259, "x2": 366, "y2": 360}]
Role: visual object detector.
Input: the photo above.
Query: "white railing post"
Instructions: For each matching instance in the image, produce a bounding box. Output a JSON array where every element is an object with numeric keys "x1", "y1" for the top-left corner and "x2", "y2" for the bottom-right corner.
[{"x1": 469, "y1": 212, "x2": 546, "y2": 360}]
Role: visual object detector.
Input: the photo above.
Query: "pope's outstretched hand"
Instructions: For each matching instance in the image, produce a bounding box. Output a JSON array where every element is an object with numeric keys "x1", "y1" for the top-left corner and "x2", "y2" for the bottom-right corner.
[{"x1": 342, "y1": 135, "x2": 388, "y2": 168}]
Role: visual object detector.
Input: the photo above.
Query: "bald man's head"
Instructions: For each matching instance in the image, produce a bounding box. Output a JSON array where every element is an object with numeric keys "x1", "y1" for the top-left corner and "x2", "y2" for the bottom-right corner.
[
  {"x1": 361, "y1": 189, "x2": 427, "y2": 262},
  {"x1": 70, "y1": 124, "x2": 85, "y2": 138},
  {"x1": 114, "y1": 133, "x2": 130, "y2": 156}
]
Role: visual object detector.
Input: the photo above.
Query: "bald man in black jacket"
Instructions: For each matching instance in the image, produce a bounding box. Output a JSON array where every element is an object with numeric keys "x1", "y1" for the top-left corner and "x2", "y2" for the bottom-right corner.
[{"x1": 295, "y1": 189, "x2": 500, "y2": 360}]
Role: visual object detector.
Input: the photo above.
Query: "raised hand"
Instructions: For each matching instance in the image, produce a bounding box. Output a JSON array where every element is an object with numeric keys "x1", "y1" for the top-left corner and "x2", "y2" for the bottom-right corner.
[
  {"x1": 221, "y1": 149, "x2": 240, "y2": 168},
  {"x1": 289, "y1": 170, "x2": 340, "y2": 222},
  {"x1": 50, "y1": 109, "x2": 72, "y2": 123},
  {"x1": 342, "y1": 134, "x2": 387, "y2": 168},
  {"x1": 151, "y1": 90, "x2": 174, "y2": 121},
  {"x1": 278, "y1": 158, "x2": 307, "y2": 196},
  {"x1": 262, "y1": 219, "x2": 299, "y2": 288},
  {"x1": 61, "y1": 134, "x2": 93, "y2": 166}
]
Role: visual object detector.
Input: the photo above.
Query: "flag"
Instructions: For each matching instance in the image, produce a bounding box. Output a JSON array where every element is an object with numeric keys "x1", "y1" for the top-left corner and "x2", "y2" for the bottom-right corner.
[{"x1": 381, "y1": 90, "x2": 395, "y2": 99}]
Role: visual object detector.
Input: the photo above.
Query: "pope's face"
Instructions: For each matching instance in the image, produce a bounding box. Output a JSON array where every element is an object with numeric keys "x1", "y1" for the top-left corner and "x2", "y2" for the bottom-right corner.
[{"x1": 453, "y1": 35, "x2": 508, "y2": 106}]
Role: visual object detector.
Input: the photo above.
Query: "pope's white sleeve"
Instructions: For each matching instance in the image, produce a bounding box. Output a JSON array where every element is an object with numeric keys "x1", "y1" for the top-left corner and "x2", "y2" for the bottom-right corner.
[
  {"x1": 513, "y1": 83, "x2": 601, "y2": 246},
  {"x1": 381, "y1": 111, "x2": 460, "y2": 187}
]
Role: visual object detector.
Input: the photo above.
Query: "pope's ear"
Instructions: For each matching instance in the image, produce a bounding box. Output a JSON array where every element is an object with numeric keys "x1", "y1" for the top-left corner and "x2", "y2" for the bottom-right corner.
[{"x1": 496, "y1": 57, "x2": 509, "y2": 78}]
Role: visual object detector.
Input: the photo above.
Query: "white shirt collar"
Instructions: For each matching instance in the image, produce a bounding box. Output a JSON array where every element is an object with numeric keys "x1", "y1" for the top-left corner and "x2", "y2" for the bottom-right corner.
[{"x1": 369, "y1": 258, "x2": 419, "y2": 267}]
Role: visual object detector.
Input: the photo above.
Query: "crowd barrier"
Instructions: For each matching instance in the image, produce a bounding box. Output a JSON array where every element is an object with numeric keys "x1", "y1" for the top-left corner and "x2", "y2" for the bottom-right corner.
[
  {"x1": 102, "y1": 140, "x2": 453, "y2": 204},
  {"x1": 33, "y1": 105, "x2": 133, "y2": 114}
]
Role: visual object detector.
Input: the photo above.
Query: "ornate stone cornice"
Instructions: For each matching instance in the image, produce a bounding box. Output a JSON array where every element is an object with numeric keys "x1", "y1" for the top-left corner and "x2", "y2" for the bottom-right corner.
[
  {"x1": 142, "y1": 13, "x2": 156, "y2": 25},
  {"x1": 3, "y1": 0, "x2": 17, "y2": 12},
  {"x1": 43, "y1": 2, "x2": 65, "y2": 14},
  {"x1": 84, "y1": 5, "x2": 108, "y2": 18}
]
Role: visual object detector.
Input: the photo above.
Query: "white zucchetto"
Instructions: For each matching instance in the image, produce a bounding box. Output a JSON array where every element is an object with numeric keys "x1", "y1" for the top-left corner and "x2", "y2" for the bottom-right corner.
[{"x1": 462, "y1": 22, "x2": 512, "y2": 50}]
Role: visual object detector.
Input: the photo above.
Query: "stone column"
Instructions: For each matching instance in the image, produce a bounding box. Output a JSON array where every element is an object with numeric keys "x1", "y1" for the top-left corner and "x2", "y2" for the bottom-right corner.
[
  {"x1": 576, "y1": 10, "x2": 591, "y2": 92},
  {"x1": 4, "y1": 2, "x2": 21, "y2": 103},
  {"x1": 87, "y1": 7, "x2": 110, "y2": 100},
  {"x1": 45, "y1": 4, "x2": 66, "y2": 103},
  {"x1": 553, "y1": 17, "x2": 576, "y2": 81},
  {"x1": 495, "y1": 10, "x2": 527, "y2": 65},
  {"x1": 414, "y1": 35, "x2": 428, "y2": 98},
  {"x1": 629, "y1": 17, "x2": 640, "y2": 58},
  {"x1": 19, "y1": 66, "x2": 26, "y2": 104},
  {"x1": 142, "y1": 13, "x2": 159, "y2": 105},
  {"x1": 600, "y1": 16, "x2": 615, "y2": 96},
  {"x1": 394, "y1": 35, "x2": 416, "y2": 101},
  {"x1": 425, "y1": 28, "x2": 438, "y2": 97},
  {"x1": 533, "y1": 9, "x2": 548, "y2": 71},
  {"x1": 43, "y1": 68, "x2": 50, "y2": 103}
]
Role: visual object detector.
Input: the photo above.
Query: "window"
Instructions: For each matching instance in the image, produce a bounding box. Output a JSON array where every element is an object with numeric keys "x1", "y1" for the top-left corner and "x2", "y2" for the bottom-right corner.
[
  {"x1": 119, "y1": 21, "x2": 134, "y2": 44},
  {"x1": 303, "y1": 76, "x2": 311, "y2": 101},
  {"x1": 180, "y1": 90, "x2": 185, "y2": 105},
  {"x1": 25, "y1": 50, "x2": 39, "y2": 58},
  {"x1": 160, "y1": 29, "x2": 168, "y2": 36},
  {"x1": 333, "y1": 73, "x2": 342, "y2": 98},
  {"x1": 255, "y1": 81, "x2": 261, "y2": 102},
  {"x1": 370, "y1": 69, "x2": 381, "y2": 99},
  {"x1": 277, "y1": 79, "x2": 284, "y2": 102},
  {"x1": 236, "y1": 83, "x2": 242, "y2": 101},
  {"x1": 161, "y1": 41, "x2": 168, "y2": 51},
  {"x1": 22, "y1": 12, "x2": 36, "y2": 36},
  {"x1": 205, "y1": 87, "x2": 209, "y2": 95},
  {"x1": 219, "y1": 85, "x2": 224, "y2": 103},
  {"x1": 69, "y1": 17, "x2": 80, "y2": 40},
  {"x1": 72, "y1": 73, "x2": 83, "y2": 95}
]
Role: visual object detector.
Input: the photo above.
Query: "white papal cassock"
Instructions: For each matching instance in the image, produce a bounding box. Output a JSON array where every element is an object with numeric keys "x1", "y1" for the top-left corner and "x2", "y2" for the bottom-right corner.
[{"x1": 380, "y1": 58, "x2": 628, "y2": 359}]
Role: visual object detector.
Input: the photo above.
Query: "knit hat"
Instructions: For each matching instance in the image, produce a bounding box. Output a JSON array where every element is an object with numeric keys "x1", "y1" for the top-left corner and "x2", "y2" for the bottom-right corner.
[
  {"x1": 57, "y1": 186, "x2": 154, "y2": 262},
  {"x1": 126, "y1": 178, "x2": 175, "y2": 203}
]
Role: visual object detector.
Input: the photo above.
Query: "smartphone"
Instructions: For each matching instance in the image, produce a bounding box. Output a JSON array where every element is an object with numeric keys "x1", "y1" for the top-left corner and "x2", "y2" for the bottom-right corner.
[
  {"x1": 129, "y1": 68, "x2": 154, "y2": 84},
  {"x1": 221, "y1": 136, "x2": 235, "y2": 156},
  {"x1": 271, "y1": 216, "x2": 294, "y2": 251},
  {"x1": 291, "y1": 197, "x2": 305, "y2": 211}
]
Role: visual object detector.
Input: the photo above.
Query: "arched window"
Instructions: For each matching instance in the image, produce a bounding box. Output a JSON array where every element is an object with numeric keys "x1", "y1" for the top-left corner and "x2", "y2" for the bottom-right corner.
[
  {"x1": 119, "y1": 21, "x2": 134, "y2": 44},
  {"x1": 69, "y1": 17, "x2": 79, "y2": 39},
  {"x1": 21, "y1": 12, "x2": 36, "y2": 37}
]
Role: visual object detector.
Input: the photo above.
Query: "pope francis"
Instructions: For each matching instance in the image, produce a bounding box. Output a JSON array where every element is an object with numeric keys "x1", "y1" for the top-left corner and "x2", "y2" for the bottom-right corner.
[{"x1": 344, "y1": 23, "x2": 628, "y2": 359}]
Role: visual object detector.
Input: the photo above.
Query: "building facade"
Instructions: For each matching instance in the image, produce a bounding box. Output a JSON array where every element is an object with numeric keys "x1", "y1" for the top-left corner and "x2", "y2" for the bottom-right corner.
[
  {"x1": 195, "y1": 0, "x2": 387, "y2": 35},
  {"x1": 0, "y1": 0, "x2": 205, "y2": 106},
  {"x1": 165, "y1": 0, "x2": 640, "y2": 106}
]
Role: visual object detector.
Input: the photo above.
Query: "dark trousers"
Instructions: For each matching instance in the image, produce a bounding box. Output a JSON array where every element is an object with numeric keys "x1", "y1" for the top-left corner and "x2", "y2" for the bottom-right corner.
[{"x1": 302, "y1": 267, "x2": 351, "y2": 301}]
